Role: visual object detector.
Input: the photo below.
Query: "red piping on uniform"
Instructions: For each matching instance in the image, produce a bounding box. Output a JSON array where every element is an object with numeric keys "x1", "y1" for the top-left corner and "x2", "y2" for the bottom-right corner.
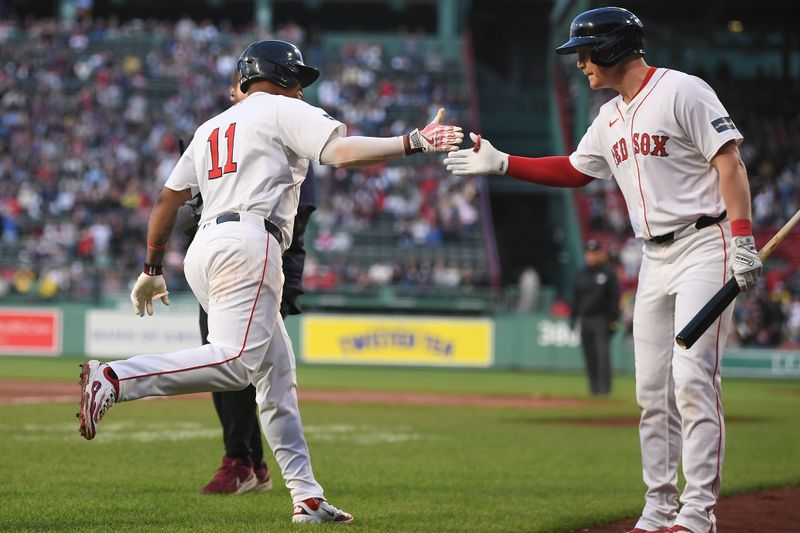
[
  {"x1": 629, "y1": 69, "x2": 670, "y2": 238},
  {"x1": 120, "y1": 236, "x2": 271, "y2": 382},
  {"x1": 632, "y1": 66, "x2": 657, "y2": 101},
  {"x1": 709, "y1": 224, "x2": 726, "y2": 506},
  {"x1": 615, "y1": 103, "x2": 625, "y2": 124}
]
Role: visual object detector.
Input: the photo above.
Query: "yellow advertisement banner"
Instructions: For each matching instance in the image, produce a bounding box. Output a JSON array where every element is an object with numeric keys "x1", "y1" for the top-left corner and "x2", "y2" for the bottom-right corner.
[{"x1": 302, "y1": 315, "x2": 493, "y2": 367}]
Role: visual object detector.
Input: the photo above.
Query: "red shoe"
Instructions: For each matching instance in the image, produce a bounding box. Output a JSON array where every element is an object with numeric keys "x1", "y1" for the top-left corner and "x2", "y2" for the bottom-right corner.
[
  {"x1": 625, "y1": 529, "x2": 668, "y2": 533},
  {"x1": 252, "y1": 460, "x2": 273, "y2": 492},
  {"x1": 666, "y1": 527, "x2": 691, "y2": 532},
  {"x1": 200, "y1": 456, "x2": 257, "y2": 494}
]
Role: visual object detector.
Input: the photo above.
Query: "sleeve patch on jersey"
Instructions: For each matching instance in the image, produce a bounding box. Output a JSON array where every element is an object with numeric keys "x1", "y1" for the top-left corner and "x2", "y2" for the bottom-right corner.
[{"x1": 711, "y1": 116, "x2": 737, "y2": 133}]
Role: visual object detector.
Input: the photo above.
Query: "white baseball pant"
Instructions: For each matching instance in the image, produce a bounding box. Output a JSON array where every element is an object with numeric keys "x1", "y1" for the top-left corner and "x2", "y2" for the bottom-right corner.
[
  {"x1": 108, "y1": 213, "x2": 324, "y2": 503},
  {"x1": 633, "y1": 222, "x2": 733, "y2": 533}
]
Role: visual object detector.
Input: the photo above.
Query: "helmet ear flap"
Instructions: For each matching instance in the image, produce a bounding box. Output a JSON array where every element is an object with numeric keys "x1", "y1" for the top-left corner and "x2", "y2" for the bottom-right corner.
[{"x1": 238, "y1": 58, "x2": 256, "y2": 93}]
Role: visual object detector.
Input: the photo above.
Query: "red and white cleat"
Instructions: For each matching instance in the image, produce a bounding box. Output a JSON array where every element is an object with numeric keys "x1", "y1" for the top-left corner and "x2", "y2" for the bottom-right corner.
[
  {"x1": 252, "y1": 460, "x2": 273, "y2": 492},
  {"x1": 78, "y1": 360, "x2": 119, "y2": 440},
  {"x1": 292, "y1": 498, "x2": 353, "y2": 524},
  {"x1": 200, "y1": 456, "x2": 257, "y2": 495}
]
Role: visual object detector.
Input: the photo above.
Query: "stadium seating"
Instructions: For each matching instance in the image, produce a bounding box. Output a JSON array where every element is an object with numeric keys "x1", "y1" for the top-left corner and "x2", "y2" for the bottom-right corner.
[{"x1": 0, "y1": 19, "x2": 492, "y2": 312}]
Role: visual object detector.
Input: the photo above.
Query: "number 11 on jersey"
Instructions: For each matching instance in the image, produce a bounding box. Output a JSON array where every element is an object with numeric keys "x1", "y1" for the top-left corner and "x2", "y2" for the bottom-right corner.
[{"x1": 207, "y1": 122, "x2": 238, "y2": 180}]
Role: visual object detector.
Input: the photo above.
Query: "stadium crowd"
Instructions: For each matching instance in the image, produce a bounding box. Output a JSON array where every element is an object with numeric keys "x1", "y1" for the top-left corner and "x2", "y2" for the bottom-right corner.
[
  {"x1": 0, "y1": 16, "x2": 482, "y2": 302},
  {"x1": 2, "y1": 16, "x2": 797, "y2": 346},
  {"x1": 301, "y1": 39, "x2": 482, "y2": 290}
]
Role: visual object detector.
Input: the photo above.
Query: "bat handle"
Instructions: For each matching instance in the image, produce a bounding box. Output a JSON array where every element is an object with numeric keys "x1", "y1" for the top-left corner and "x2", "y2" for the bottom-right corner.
[{"x1": 675, "y1": 278, "x2": 740, "y2": 349}]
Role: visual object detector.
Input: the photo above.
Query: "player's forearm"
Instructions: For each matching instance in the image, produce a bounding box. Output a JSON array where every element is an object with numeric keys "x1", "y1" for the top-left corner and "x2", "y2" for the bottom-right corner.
[
  {"x1": 718, "y1": 164, "x2": 751, "y2": 223},
  {"x1": 319, "y1": 136, "x2": 407, "y2": 168},
  {"x1": 145, "y1": 187, "x2": 192, "y2": 268},
  {"x1": 713, "y1": 143, "x2": 752, "y2": 229},
  {"x1": 507, "y1": 156, "x2": 594, "y2": 188}
]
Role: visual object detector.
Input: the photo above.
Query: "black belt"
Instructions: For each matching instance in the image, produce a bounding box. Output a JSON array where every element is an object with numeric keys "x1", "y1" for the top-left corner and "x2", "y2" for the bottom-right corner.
[
  {"x1": 216, "y1": 213, "x2": 283, "y2": 245},
  {"x1": 649, "y1": 210, "x2": 727, "y2": 244}
]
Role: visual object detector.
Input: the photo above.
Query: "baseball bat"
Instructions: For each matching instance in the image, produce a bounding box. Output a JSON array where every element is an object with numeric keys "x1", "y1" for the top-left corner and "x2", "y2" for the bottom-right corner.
[{"x1": 675, "y1": 208, "x2": 800, "y2": 349}]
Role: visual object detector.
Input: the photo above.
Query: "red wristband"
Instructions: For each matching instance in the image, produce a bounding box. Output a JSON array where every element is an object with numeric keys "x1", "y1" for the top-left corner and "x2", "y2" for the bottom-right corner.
[
  {"x1": 143, "y1": 264, "x2": 163, "y2": 276},
  {"x1": 147, "y1": 241, "x2": 166, "y2": 250},
  {"x1": 730, "y1": 219, "x2": 752, "y2": 237}
]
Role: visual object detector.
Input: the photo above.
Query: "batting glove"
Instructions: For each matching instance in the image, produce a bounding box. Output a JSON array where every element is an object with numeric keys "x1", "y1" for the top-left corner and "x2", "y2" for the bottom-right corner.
[
  {"x1": 443, "y1": 132, "x2": 509, "y2": 175},
  {"x1": 131, "y1": 272, "x2": 170, "y2": 317},
  {"x1": 729, "y1": 235, "x2": 762, "y2": 292},
  {"x1": 407, "y1": 108, "x2": 463, "y2": 153}
]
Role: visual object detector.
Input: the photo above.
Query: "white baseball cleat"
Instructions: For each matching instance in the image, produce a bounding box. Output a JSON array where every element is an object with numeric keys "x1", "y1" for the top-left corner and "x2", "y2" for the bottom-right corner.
[
  {"x1": 292, "y1": 498, "x2": 353, "y2": 523},
  {"x1": 77, "y1": 360, "x2": 119, "y2": 440}
]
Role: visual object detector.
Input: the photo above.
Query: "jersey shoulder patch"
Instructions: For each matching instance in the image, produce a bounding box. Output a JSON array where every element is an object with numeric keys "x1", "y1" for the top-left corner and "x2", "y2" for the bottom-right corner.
[{"x1": 710, "y1": 116, "x2": 737, "y2": 133}]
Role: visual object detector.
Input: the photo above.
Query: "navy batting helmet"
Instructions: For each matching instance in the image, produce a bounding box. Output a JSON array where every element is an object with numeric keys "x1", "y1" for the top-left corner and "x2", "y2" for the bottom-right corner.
[
  {"x1": 237, "y1": 40, "x2": 320, "y2": 92},
  {"x1": 555, "y1": 7, "x2": 644, "y2": 67}
]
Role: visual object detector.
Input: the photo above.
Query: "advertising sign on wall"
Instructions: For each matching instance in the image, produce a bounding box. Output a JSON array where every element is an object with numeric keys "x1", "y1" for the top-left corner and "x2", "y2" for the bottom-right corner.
[
  {"x1": 301, "y1": 314, "x2": 494, "y2": 367},
  {"x1": 85, "y1": 310, "x2": 202, "y2": 357},
  {"x1": 0, "y1": 308, "x2": 62, "y2": 356}
]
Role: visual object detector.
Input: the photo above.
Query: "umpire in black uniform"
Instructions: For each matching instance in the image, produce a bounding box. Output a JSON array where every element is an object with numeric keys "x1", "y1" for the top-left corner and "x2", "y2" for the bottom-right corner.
[{"x1": 570, "y1": 239, "x2": 620, "y2": 396}]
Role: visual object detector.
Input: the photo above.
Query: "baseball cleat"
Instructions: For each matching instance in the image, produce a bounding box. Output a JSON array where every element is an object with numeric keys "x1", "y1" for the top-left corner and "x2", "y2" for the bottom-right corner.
[
  {"x1": 252, "y1": 460, "x2": 273, "y2": 492},
  {"x1": 292, "y1": 498, "x2": 353, "y2": 523},
  {"x1": 78, "y1": 360, "x2": 119, "y2": 440},
  {"x1": 666, "y1": 526, "x2": 692, "y2": 532},
  {"x1": 625, "y1": 528, "x2": 668, "y2": 533},
  {"x1": 200, "y1": 456, "x2": 257, "y2": 495}
]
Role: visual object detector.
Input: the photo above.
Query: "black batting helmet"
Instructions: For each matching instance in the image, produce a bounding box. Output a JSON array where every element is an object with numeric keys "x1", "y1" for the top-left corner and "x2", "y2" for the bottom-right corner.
[
  {"x1": 555, "y1": 7, "x2": 644, "y2": 67},
  {"x1": 237, "y1": 40, "x2": 320, "y2": 92}
]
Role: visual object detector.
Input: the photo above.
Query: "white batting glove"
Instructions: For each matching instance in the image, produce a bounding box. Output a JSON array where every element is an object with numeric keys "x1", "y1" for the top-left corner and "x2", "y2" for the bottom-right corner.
[
  {"x1": 407, "y1": 107, "x2": 464, "y2": 153},
  {"x1": 729, "y1": 235, "x2": 762, "y2": 292},
  {"x1": 443, "y1": 132, "x2": 509, "y2": 175},
  {"x1": 131, "y1": 272, "x2": 170, "y2": 317}
]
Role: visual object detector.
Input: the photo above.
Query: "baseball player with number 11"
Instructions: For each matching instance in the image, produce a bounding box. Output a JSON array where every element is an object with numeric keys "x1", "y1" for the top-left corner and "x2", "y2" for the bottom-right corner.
[
  {"x1": 77, "y1": 39, "x2": 462, "y2": 525},
  {"x1": 445, "y1": 7, "x2": 761, "y2": 533}
]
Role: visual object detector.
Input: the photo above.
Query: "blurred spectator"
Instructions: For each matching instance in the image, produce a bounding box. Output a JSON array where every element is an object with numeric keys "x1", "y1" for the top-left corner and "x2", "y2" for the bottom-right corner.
[{"x1": 516, "y1": 267, "x2": 541, "y2": 313}]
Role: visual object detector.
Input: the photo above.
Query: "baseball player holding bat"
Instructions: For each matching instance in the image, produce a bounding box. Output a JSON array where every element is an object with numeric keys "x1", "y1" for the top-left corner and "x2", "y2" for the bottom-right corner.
[
  {"x1": 444, "y1": 8, "x2": 760, "y2": 532},
  {"x1": 78, "y1": 39, "x2": 462, "y2": 524}
]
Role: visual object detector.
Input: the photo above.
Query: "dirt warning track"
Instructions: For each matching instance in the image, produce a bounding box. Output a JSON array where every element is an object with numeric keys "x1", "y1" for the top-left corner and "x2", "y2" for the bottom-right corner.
[{"x1": 0, "y1": 379, "x2": 593, "y2": 408}]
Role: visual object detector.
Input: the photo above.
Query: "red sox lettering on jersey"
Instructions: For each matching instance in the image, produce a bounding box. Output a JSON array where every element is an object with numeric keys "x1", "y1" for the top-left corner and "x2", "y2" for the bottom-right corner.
[
  {"x1": 611, "y1": 133, "x2": 669, "y2": 165},
  {"x1": 570, "y1": 68, "x2": 742, "y2": 239}
]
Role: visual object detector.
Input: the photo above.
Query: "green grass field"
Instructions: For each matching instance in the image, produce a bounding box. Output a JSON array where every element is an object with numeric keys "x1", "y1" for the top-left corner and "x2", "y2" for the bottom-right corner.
[{"x1": 1, "y1": 357, "x2": 799, "y2": 532}]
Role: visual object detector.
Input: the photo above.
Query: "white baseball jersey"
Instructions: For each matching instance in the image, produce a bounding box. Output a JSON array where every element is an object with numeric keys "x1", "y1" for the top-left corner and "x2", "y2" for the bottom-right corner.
[
  {"x1": 165, "y1": 91, "x2": 345, "y2": 249},
  {"x1": 569, "y1": 68, "x2": 743, "y2": 239}
]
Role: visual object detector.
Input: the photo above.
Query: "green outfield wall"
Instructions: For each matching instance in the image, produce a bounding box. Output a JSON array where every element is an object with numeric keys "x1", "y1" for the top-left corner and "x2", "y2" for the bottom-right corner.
[{"x1": 1, "y1": 303, "x2": 797, "y2": 379}]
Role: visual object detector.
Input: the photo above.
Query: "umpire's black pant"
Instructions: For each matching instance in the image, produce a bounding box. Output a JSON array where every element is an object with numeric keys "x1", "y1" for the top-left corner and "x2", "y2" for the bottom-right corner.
[
  {"x1": 200, "y1": 307, "x2": 263, "y2": 465},
  {"x1": 579, "y1": 316, "x2": 613, "y2": 395}
]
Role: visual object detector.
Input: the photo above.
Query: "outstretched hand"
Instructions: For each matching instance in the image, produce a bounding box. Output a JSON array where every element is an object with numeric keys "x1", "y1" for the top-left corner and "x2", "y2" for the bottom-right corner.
[
  {"x1": 408, "y1": 108, "x2": 464, "y2": 153},
  {"x1": 443, "y1": 132, "x2": 509, "y2": 176}
]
